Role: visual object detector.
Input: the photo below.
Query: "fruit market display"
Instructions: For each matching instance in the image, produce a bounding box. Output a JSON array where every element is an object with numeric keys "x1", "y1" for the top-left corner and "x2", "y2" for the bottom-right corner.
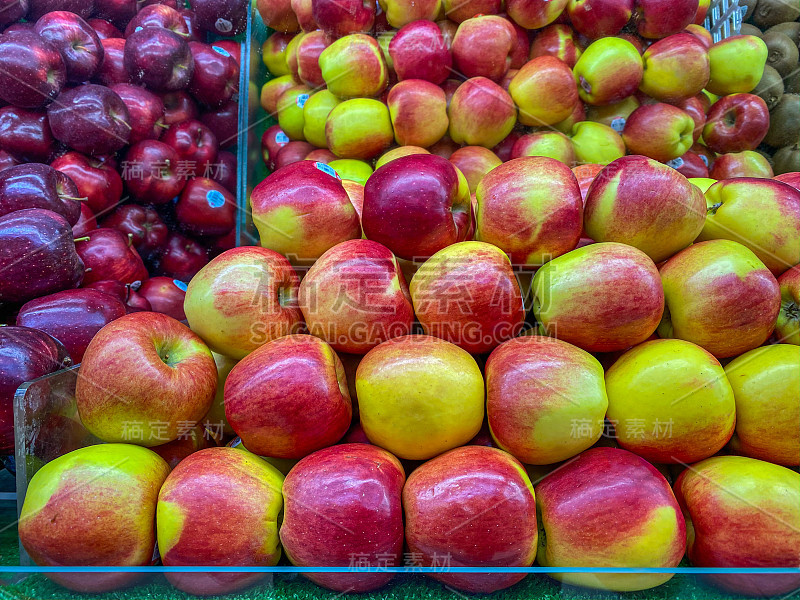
[{"x1": 2, "y1": 0, "x2": 800, "y2": 599}]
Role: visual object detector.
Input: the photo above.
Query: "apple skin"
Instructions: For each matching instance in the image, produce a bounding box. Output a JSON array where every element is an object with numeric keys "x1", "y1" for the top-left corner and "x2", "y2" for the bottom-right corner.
[
  {"x1": 200, "y1": 101, "x2": 239, "y2": 149},
  {"x1": 28, "y1": 0, "x2": 95, "y2": 20},
  {"x1": 0, "y1": 208, "x2": 84, "y2": 305},
  {"x1": 775, "y1": 172, "x2": 800, "y2": 191},
  {"x1": 251, "y1": 160, "x2": 360, "y2": 262},
  {"x1": 776, "y1": 266, "x2": 800, "y2": 344},
  {"x1": 529, "y1": 24, "x2": 583, "y2": 68},
  {"x1": 634, "y1": 0, "x2": 698, "y2": 39},
  {"x1": 725, "y1": 345, "x2": 799, "y2": 466},
  {"x1": 72, "y1": 203, "x2": 97, "y2": 238},
  {"x1": 573, "y1": 37, "x2": 643, "y2": 106},
  {"x1": 404, "y1": 445, "x2": 538, "y2": 593},
  {"x1": 0, "y1": 30, "x2": 65, "y2": 109},
  {"x1": 375, "y1": 145, "x2": 430, "y2": 169},
  {"x1": 102, "y1": 204, "x2": 168, "y2": 257},
  {"x1": 569, "y1": 121, "x2": 625, "y2": 165},
  {"x1": 606, "y1": 338, "x2": 735, "y2": 463},
  {"x1": 476, "y1": 156, "x2": 582, "y2": 267},
  {"x1": 710, "y1": 151, "x2": 774, "y2": 179},
  {"x1": 52, "y1": 152, "x2": 123, "y2": 216},
  {"x1": 124, "y1": 27, "x2": 195, "y2": 92},
  {"x1": 674, "y1": 456, "x2": 800, "y2": 597},
  {"x1": 279, "y1": 443, "x2": 404, "y2": 592},
  {"x1": 88, "y1": 18, "x2": 123, "y2": 40},
  {"x1": 161, "y1": 90, "x2": 199, "y2": 126},
  {"x1": 487, "y1": 336, "x2": 607, "y2": 464},
  {"x1": 410, "y1": 241, "x2": 525, "y2": 354},
  {"x1": 75, "y1": 312, "x2": 216, "y2": 445},
  {"x1": 319, "y1": 34, "x2": 387, "y2": 99},
  {"x1": 672, "y1": 151, "x2": 709, "y2": 178},
  {"x1": 443, "y1": 0, "x2": 501, "y2": 21},
  {"x1": 699, "y1": 178, "x2": 800, "y2": 276},
  {"x1": 536, "y1": 447, "x2": 686, "y2": 592},
  {"x1": 19, "y1": 444, "x2": 170, "y2": 593},
  {"x1": 702, "y1": 93, "x2": 769, "y2": 154},
  {"x1": 274, "y1": 140, "x2": 315, "y2": 169},
  {"x1": 0, "y1": 0, "x2": 28, "y2": 27},
  {"x1": 94, "y1": 37, "x2": 130, "y2": 86},
  {"x1": 261, "y1": 32, "x2": 292, "y2": 76},
  {"x1": 0, "y1": 163, "x2": 82, "y2": 226},
  {"x1": 161, "y1": 119, "x2": 218, "y2": 175},
  {"x1": 0, "y1": 106, "x2": 56, "y2": 163},
  {"x1": 139, "y1": 276, "x2": 186, "y2": 321},
  {"x1": 276, "y1": 84, "x2": 311, "y2": 141},
  {"x1": 193, "y1": 0, "x2": 248, "y2": 37},
  {"x1": 674, "y1": 94, "x2": 707, "y2": 141},
  {"x1": 568, "y1": 0, "x2": 633, "y2": 39},
  {"x1": 512, "y1": 130, "x2": 576, "y2": 164},
  {"x1": 362, "y1": 153, "x2": 471, "y2": 261},
  {"x1": 706, "y1": 35, "x2": 768, "y2": 96},
  {"x1": 451, "y1": 15, "x2": 516, "y2": 82},
  {"x1": 225, "y1": 334, "x2": 351, "y2": 459},
  {"x1": 639, "y1": 33, "x2": 710, "y2": 102},
  {"x1": 507, "y1": 0, "x2": 569, "y2": 30},
  {"x1": 448, "y1": 77, "x2": 517, "y2": 148},
  {"x1": 658, "y1": 239, "x2": 780, "y2": 358},
  {"x1": 155, "y1": 232, "x2": 209, "y2": 281},
  {"x1": 187, "y1": 42, "x2": 239, "y2": 108},
  {"x1": 387, "y1": 79, "x2": 449, "y2": 148},
  {"x1": 34, "y1": 10, "x2": 104, "y2": 83},
  {"x1": 108, "y1": 83, "x2": 165, "y2": 147},
  {"x1": 157, "y1": 447, "x2": 284, "y2": 595},
  {"x1": 298, "y1": 239, "x2": 414, "y2": 354},
  {"x1": 622, "y1": 103, "x2": 696, "y2": 162},
  {"x1": 510, "y1": 56, "x2": 579, "y2": 126},
  {"x1": 17, "y1": 288, "x2": 127, "y2": 363},
  {"x1": 295, "y1": 31, "x2": 330, "y2": 88},
  {"x1": 312, "y1": 0, "x2": 375, "y2": 37},
  {"x1": 175, "y1": 177, "x2": 236, "y2": 237},
  {"x1": 584, "y1": 155, "x2": 706, "y2": 262},
  {"x1": 388, "y1": 20, "x2": 452, "y2": 84},
  {"x1": 124, "y1": 4, "x2": 188, "y2": 37},
  {"x1": 122, "y1": 140, "x2": 187, "y2": 205},
  {"x1": 75, "y1": 227, "x2": 148, "y2": 285},
  {"x1": 532, "y1": 242, "x2": 664, "y2": 352},
  {"x1": 448, "y1": 146, "x2": 502, "y2": 193},
  {"x1": 325, "y1": 98, "x2": 395, "y2": 160},
  {"x1": 356, "y1": 334, "x2": 484, "y2": 460}
]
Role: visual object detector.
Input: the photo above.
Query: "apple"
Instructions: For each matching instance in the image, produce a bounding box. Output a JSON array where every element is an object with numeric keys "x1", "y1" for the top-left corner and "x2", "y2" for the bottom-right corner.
[
  {"x1": 536, "y1": 447, "x2": 685, "y2": 591},
  {"x1": 0, "y1": 0, "x2": 28, "y2": 27},
  {"x1": 622, "y1": 103, "x2": 696, "y2": 162},
  {"x1": 776, "y1": 266, "x2": 800, "y2": 344},
  {"x1": 710, "y1": 151, "x2": 774, "y2": 179},
  {"x1": 706, "y1": 35, "x2": 768, "y2": 95},
  {"x1": 404, "y1": 445, "x2": 537, "y2": 593},
  {"x1": 101, "y1": 204, "x2": 167, "y2": 257},
  {"x1": 376, "y1": 145, "x2": 430, "y2": 169},
  {"x1": 0, "y1": 209, "x2": 84, "y2": 304},
  {"x1": 94, "y1": 37, "x2": 130, "y2": 86},
  {"x1": 187, "y1": 42, "x2": 239, "y2": 108},
  {"x1": 586, "y1": 95, "x2": 639, "y2": 129},
  {"x1": 277, "y1": 84, "x2": 312, "y2": 140},
  {"x1": 357, "y1": 334, "x2": 483, "y2": 459},
  {"x1": 72, "y1": 203, "x2": 98, "y2": 237},
  {"x1": 122, "y1": 140, "x2": 187, "y2": 205},
  {"x1": 107, "y1": 83, "x2": 164, "y2": 147},
  {"x1": 0, "y1": 163, "x2": 83, "y2": 225},
  {"x1": 506, "y1": 0, "x2": 569, "y2": 30},
  {"x1": 124, "y1": 27, "x2": 195, "y2": 92},
  {"x1": 304, "y1": 148, "x2": 337, "y2": 163},
  {"x1": 671, "y1": 151, "x2": 709, "y2": 178},
  {"x1": 448, "y1": 146, "x2": 502, "y2": 193},
  {"x1": 48, "y1": 85, "x2": 131, "y2": 156},
  {"x1": 451, "y1": 15, "x2": 516, "y2": 82},
  {"x1": 569, "y1": 121, "x2": 626, "y2": 165},
  {"x1": 193, "y1": 0, "x2": 248, "y2": 36},
  {"x1": 88, "y1": 18, "x2": 123, "y2": 40},
  {"x1": 487, "y1": 335, "x2": 607, "y2": 464},
  {"x1": 380, "y1": 0, "x2": 440, "y2": 27},
  {"x1": 573, "y1": 37, "x2": 643, "y2": 106},
  {"x1": 274, "y1": 141, "x2": 315, "y2": 169},
  {"x1": 154, "y1": 232, "x2": 209, "y2": 281},
  {"x1": 584, "y1": 155, "x2": 706, "y2": 262},
  {"x1": 775, "y1": 172, "x2": 800, "y2": 190},
  {"x1": 280, "y1": 443, "x2": 404, "y2": 592},
  {"x1": 52, "y1": 152, "x2": 123, "y2": 216},
  {"x1": 567, "y1": 0, "x2": 633, "y2": 39},
  {"x1": 175, "y1": 177, "x2": 236, "y2": 237},
  {"x1": 699, "y1": 178, "x2": 800, "y2": 275},
  {"x1": 161, "y1": 90, "x2": 199, "y2": 125},
  {"x1": 509, "y1": 56, "x2": 579, "y2": 126},
  {"x1": 529, "y1": 24, "x2": 583, "y2": 68},
  {"x1": 476, "y1": 156, "x2": 582, "y2": 266},
  {"x1": 326, "y1": 98, "x2": 394, "y2": 160},
  {"x1": 313, "y1": 0, "x2": 375, "y2": 37},
  {"x1": 261, "y1": 124, "x2": 291, "y2": 169},
  {"x1": 639, "y1": 33, "x2": 710, "y2": 102},
  {"x1": 448, "y1": 77, "x2": 517, "y2": 148},
  {"x1": 161, "y1": 119, "x2": 218, "y2": 174},
  {"x1": 206, "y1": 149, "x2": 237, "y2": 192},
  {"x1": 17, "y1": 288, "x2": 126, "y2": 363},
  {"x1": 702, "y1": 93, "x2": 769, "y2": 153},
  {"x1": 725, "y1": 345, "x2": 799, "y2": 467},
  {"x1": 34, "y1": 10, "x2": 104, "y2": 83},
  {"x1": 684, "y1": 22, "x2": 712, "y2": 47},
  {"x1": 0, "y1": 30, "x2": 65, "y2": 108},
  {"x1": 674, "y1": 94, "x2": 707, "y2": 141},
  {"x1": 443, "y1": 0, "x2": 501, "y2": 21},
  {"x1": 0, "y1": 107, "x2": 57, "y2": 163},
  {"x1": 75, "y1": 227, "x2": 148, "y2": 285},
  {"x1": 674, "y1": 456, "x2": 800, "y2": 597},
  {"x1": 262, "y1": 32, "x2": 292, "y2": 76},
  {"x1": 124, "y1": 4, "x2": 188, "y2": 37},
  {"x1": 139, "y1": 276, "x2": 187, "y2": 321},
  {"x1": 362, "y1": 153, "x2": 471, "y2": 261},
  {"x1": 319, "y1": 34, "x2": 387, "y2": 99},
  {"x1": 256, "y1": 0, "x2": 300, "y2": 32},
  {"x1": 94, "y1": 0, "x2": 137, "y2": 27},
  {"x1": 328, "y1": 159, "x2": 372, "y2": 185},
  {"x1": 634, "y1": 0, "x2": 698, "y2": 39},
  {"x1": 659, "y1": 239, "x2": 780, "y2": 358},
  {"x1": 19, "y1": 444, "x2": 170, "y2": 592},
  {"x1": 532, "y1": 242, "x2": 664, "y2": 352},
  {"x1": 387, "y1": 79, "x2": 449, "y2": 148},
  {"x1": 509, "y1": 21, "x2": 530, "y2": 69},
  {"x1": 294, "y1": 31, "x2": 330, "y2": 88},
  {"x1": 492, "y1": 130, "x2": 523, "y2": 162},
  {"x1": 511, "y1": 131, "x2": 575, "y2": 164}
]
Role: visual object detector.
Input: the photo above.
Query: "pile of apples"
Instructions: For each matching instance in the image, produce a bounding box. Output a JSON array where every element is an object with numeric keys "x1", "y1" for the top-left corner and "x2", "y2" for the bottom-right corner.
[{"x1": 0, "y1": 0, "x2": 247, "y2": 380}]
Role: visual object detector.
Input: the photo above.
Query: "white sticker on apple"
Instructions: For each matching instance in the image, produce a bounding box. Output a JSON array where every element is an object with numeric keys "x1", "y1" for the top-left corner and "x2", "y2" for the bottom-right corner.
[
  {"x1": 215, "y1": 18, "x2": 233, "y2": 33},
  {"x1": 206, "y1": 189, "x2": 226, "y2": 208}
]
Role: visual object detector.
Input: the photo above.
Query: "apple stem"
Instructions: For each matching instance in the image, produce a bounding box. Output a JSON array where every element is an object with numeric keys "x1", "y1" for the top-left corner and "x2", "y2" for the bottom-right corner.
[
  {"x1": 157, "y1": 121, "x2": 170, "y2": 129},
  {"x1": 74, "y1": 236, "x2": 90, "y2": 243},
  {"x1": 127, "y1": 233, "x2": 134, "y2": 248},
  {"x1": 113, "y1": 116, "x2": 133, "y2": 130},
  {"x1": 62, "y1": 196, "x2": 89, "y2": 202}
]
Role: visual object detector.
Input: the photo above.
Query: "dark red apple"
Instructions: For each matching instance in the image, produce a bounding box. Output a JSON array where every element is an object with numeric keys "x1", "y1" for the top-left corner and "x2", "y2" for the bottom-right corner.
[
  {"x1": 200, "y1": 101, "x2": 238, "y2": 149},
  {"x1": 0, "y1": 208, "x2": 85, "y2": 304},
  {"x1": 124, "y1": 27, "x2": 195, "y2": 92},
  {"x1": 161, "y1": 119, "x2": 218, "y2": 174},
  {"x1": 124, "y1": 4, "x2": 189, "y2": 37},
  {"x1": 192, "y1": 0, "x2": 247, "y2": 36},
  {"x1": 94, "y1": 37, "x2": 131, "y2": 86},
  {"x1": 178, "y1": 8, "x2": 203, "y2": 42},
  {"x1": 0, "y1": 30, "x2": 66, "y2": 108},
  {"x1": 0, "y1": 106, "x2": 57, "y2": 162},
  {"x1": 275, "y1": 141, "x2": 314, "y2": 169},
  {"x1": 125, "y1": 289, "x2": 151, "y2": 312},
  {"x1": 51, "y1": 151, "x2": 124, "y2": 215},
  {"x1": 175, "y1": 177, "x2": 236, "y2": 237},
  {"x1": 0, "y1": 163, "x2": 82, "y2": 225},
  {"x1": 84, "y1": 279, "x2": 127, "y2": 301},
  {"x1": 211, "y1": 39, "x2": 240, "y2": 67},
  {"x1": 671, "y1": 151, "x2": 709, "y2": 178},
  {"x1": 0, "y1": 150, "x2": 20, "y2": 172},
  {"x1": 122, "y1": 140, "x2": 187, "y2": 204},
  {"x1": 0, "y1": 0, "x2": 29, "y2": 28},
  {"x1": 187, "y1": 42, "x2": 239, "y2": 108},
  {"x1": 72, "y1": 202, "x2": 98, "y2": 237},
  {"x1": 17, "y1": 288, "x2": 127, "y2": 363},
  {"x1": 93, "y1": 0, "x2": 137, "y2": 28},
  {"x1": 110, "y1": 83, "x2": 165, "y2": 145},
  {"x1": 47, "y1": 84, "x2": 132, "y2": 155},
  {"x1": 101, "y1": 203, "x2": 168, "y2": 257},
  {"x1": 154, "y1": 232, "x2": 208, "y2": 280},
  {"x1": 88, "y1": 18, "x2": 124, "y2": 40},
  {"x1": 207, "y1": 149, "x2": 236, "y2": 193},
  {"x1": 28, "y1": 0, "x2": 94, "y2": 20},
  {"x1": 161, "y1": 90, "x2": 199, "y2": 125},
  {"x1": 138, "y1": 276, "x2": 186, "y2": 320},
  {"x1": 34, "y1": 11, "x2": 105, "y2": 83},
  {"x1": 389, "y1": 20, "x2": 452, "y2": 84},
  {"x1": 261, "y1": 125, "x2": 290, "y2": 170},
  {"x1": 75, "y1": 227, "x2": 149, "y2": 285}
]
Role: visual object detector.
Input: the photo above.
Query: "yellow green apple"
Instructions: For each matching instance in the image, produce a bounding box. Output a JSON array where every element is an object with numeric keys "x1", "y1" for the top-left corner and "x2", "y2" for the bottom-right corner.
[{"x1": 325, "y1": 98, "x2": 394, "y2": 160}]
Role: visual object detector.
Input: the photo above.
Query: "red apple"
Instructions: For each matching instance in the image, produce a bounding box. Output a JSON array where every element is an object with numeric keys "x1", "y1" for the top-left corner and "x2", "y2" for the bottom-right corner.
[
  {"x1": 161, "y1": 119, "x2": 219, "y2": 175},
  {"x1": 0, "y1": 30, "x2": 65, "y2": 109},
  {"x1": 175, "y1": 177, "x2": 236, "y2": 237},
  {"x1": 124, "y1": 4, "x2": 188, "y2": 37},
  {"x1": 507, "y1": 0, "x2": 569, "y2": 30},
  {"x1": 109, "y1": 83, "x2": 165, "y2": 145},
  {"x1": 72, "y1": 202, "x2": 98, "y2": 237},
  {"x1": 122, "y1": 140, "x2": 187, "y2": 204},
  {"x1": 75, "y1": 227, "x2": 148, "y2": 285},
  {"x1": 0, "y1": 106, "x2": 57, "y2": 163},
  {"x1": 452, "y1": 15, "x2": 516, "y2": 82},
  {"x1": 88, "y1": 18, "x2": 123, "y2": 40},
  {"x1": 138, "y1": 276, "x2": 187, "y2": 321},
  {"x1": 161, "y1": 90, "x2": 199, "y2": 125},
  {"x1": 51, "y1": 151, "x2": 124, "y2": 216},
  {"x1": 710, "y1": 151, "x2": 774, "y2": 179},
  {"x1": 155, "y1": 232, "x2": 209, "y2": 280},
  {"x1": 622, "y1": 102, "x2": 696, "y2": 162},
  {"x1": 702, "y1": 93, "x2": 769, "y2": 154},
  {"x1": 101, "y1": 204, "x2": 168, "y2": 257},
  {"x1": 634, "y1": 0, "x2": 699, "y2": 39},
  {"x1": 448, "y1": 77, "x2": 517, "y2": 148},
  {"x1": 388, "y1": 20, "x2": 452, "y2": 84},
  {"x1": 187, "y1": 42, "x2": 239, "y2": 108},
  {"x1": 639, "y1": 32, "x2": 710, "y2": 102},
  {"x1": 568, "y1": 0, "x2": 634, "y2": 39},
  {"x1": 94, "y1": 37, "x2": 130, "y2": 86},
  {"x1": 124, "y1": 27, "x2": 194, "y2": 92},
  {"x1": 529, "y1": 24, "x2": 582, "y2": 68},
  {"x1": 34, "y1": 10, "x2": 104, "y2": 83}
]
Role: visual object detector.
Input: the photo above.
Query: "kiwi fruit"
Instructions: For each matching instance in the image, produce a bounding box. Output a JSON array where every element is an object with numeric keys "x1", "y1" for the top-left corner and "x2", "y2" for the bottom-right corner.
[
  {"x1": 752, "y1": 0, "x2": 800, "y2": 29},
  {"x1": 785, "y1": 69, "x2": 800, "y2": 94},
  {"x1": 763, "y1": 31, "x2": 799, "y2": 78},
  {"x1": 766, "y1": 22, "x2": 800, "y2": 47},
  {"x1": 753, "y1": 64, "x2": 785, "y2": 109},
  {"x1": 772, "y1": 143, "x2": 799, "y2": 174},
  {"x1": 740, "y1": 23, "x2": 764, "y2": 38},
  {"x1": 764, "y1": 93, "x2": 800, "y2": 148},
  {"x1": 740, "y1": 0, "x2": 760, "y2": 21}
]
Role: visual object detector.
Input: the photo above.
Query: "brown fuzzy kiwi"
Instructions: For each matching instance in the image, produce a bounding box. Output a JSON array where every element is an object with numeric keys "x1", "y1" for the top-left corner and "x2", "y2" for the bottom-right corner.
[
  {"x1": 740, "y1": 0, "x2": 760, "y2": 21},
  {"x1": 772, "y1": 143, "x2": 799, "y2": 174},
  {"x1": 752, "y1": 0, "x2": 800, "y2": 29},
  {"x1": 754, "y1": 64, "x2": 786, "y2": 109},
  {"x1": 763, "y1": 31, "x2": 799, "y2": 77},
  {"x1": 740, "y1": 23, "x2": 764, "y2": 37},
  {"x1": 764, "y1": 93, "x2": 800, "y2": 148},
  {"x1": 785, "y1": 69, "x2": 800, "y2": 94},
  {"x1": 766, "y1": 22, "x2": 800, "y2": 47}
]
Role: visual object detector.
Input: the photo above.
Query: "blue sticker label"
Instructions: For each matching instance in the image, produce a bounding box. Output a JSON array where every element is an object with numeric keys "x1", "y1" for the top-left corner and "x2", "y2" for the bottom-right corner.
[
  {"x1": 172, "y1": 279, "x2": 188, "y2": 292},
  {"x1": 666, "y1": 157, "x2": 684, "y2": 169},
  {"x1": 699, "y1": 154, "x2": 709, "y2": 167},
  {"x1": 610, "y1": 117, "x2": 626, "y2": 133},
  {"x1": 296, "y1": 93, "x2": 309, "y2": 108},
  {"x1": 314, "y1": 162, "x2": 339, "y2": 179},
  {"x1": 276, "y1": 132, "x2": 290, "y2": 144},
  {"x1": 212, "y1": 45, "x2": 230, "y2": 58},
  {"x1": 206, "y1": 189, "x2": 226, "y2": 208}
]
